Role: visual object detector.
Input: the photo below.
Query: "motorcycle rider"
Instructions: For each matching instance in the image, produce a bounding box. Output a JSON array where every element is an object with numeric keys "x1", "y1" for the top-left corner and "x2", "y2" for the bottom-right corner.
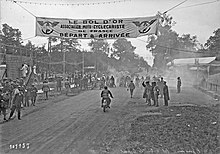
[{"x1": 101, "y1": 86, "x2": 113, "y2": 108}]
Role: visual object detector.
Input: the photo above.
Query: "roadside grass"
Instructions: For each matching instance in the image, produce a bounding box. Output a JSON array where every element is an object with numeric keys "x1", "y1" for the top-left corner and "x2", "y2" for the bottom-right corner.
[
  {"x1": 121, "y1": 105, "x2": 219, "y2": 154},
  {"x1": 92, "y1": 105, "x2": 219, "y2": 154}
]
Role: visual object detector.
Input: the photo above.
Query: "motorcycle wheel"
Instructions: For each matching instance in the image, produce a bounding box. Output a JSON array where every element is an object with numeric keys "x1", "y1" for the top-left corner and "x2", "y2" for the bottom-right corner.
[
  {"x1": 103, "y1": 105, "x2": 106, "y2": 112},
  {"x1": 103, "y1": 100, "x2": 107, "y2": 112}
]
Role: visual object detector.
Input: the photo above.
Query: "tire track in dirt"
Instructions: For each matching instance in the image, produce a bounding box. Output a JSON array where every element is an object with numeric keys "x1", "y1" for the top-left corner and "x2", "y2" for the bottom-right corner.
[
  {"x1": 1, "y1": 90, "x2": 101, "y2": 153},
  {"x1": 62, "y1": 98, "x2": 130, "y2": 154},
  {"x1": 2, "y1": 101, "x2": 97, "y2": 154},
  {"x1": 1, "y1": 87, "x2": 130, "y2": 154},
  {"x1": 27, "y1": 107, "x2": 100, "y2": 153},
  {"x1": 30, "y1": 108, "x2": 106, "y2": 154},
  {"x1": 32, "y1": 88, "x2": 130, "y2": 154}
]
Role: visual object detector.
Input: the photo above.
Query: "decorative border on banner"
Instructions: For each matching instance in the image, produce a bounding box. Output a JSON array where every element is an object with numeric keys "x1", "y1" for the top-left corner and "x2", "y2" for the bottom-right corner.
[
  {"x1": 5, "y1": 0, "x2": 131, "y2": 6},
  {"x1": 35, "y1": 16, "x2": 158, "y2": 39}
]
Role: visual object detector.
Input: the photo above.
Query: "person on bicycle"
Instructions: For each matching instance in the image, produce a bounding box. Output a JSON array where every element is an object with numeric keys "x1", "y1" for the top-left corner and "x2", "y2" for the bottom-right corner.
[{"x1": 101, "y1": 86, "x2": 113, "y2": 108}]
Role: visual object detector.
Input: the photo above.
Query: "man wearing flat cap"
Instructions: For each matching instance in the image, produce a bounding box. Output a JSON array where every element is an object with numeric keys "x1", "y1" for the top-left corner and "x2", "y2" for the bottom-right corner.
[{"x1": 8, "y1": 84, "x2": 22, "y2": 120}]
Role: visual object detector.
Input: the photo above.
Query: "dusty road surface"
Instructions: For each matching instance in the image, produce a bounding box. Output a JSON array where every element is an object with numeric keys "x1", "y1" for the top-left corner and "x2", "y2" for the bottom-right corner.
[
  {"x1": 0, "y1": 80, "x2": 219, "y2": 154},
  {"x1": 0, "y1": 87, "x2": 132, "y2": 154}
]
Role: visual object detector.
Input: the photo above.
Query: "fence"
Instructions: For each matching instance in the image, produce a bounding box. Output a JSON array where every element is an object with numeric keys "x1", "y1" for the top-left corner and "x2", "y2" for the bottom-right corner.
[{"x1": 200, "y1": 80, "x2": 220, "y2": 94}]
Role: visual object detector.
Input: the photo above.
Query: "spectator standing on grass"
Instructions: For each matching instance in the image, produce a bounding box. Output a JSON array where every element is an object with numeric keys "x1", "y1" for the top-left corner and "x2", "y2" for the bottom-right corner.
[
  {"x1": 8, "y1": 84, "x2": 22, "y2": 120},
  {"x1": 128, "y1": 80, "x2": 135, "y2": 98},
  {"x1": 177, "y1": 77, "x2": 181, "y2": 93},
  {"x1": 151, "y1": 82, "x2": 160, "y2": 106},
  {"x1": 24, "y1": 86, "x2": 31, "y2": 107},
  {"x1": 30, "y1": 84, "x2": 38, "y2": 106},
  {"x1": 0, "y1": 89, "x2": 9, "y2": 121},
  {"x1": 157, "y1": 77, "x2": 165, "y2": 98},
  {"x1": 18, "y1": 86, "x2": 24, "y2": 108},
  {"x1": 142, "y1": 81, "x2": 152, "y2": 105},
  {"x1": 110, "y1": 76, "x2": 115, "y2": 87},
  {"x1": 64, "y1": 79, "x2": 71, "y2": 95},
  {"x1": 135, "y1": 76, "x2": 140, "y2": 88},
  {"x1": 56, "y1": 77, "x2": 62, "y2": 92},
  {"x1": 140, "y1": 76, "x2": 144, "y2": 89},
  {"x1": 163, "y1": 81, "x2": 170, "y2": 106},
  {"x1": 42, "y1": 81, "x2": 50, "y2": 100},
  {"x1": 18, "y1": 84, "x2": 25, "y2": 108}
]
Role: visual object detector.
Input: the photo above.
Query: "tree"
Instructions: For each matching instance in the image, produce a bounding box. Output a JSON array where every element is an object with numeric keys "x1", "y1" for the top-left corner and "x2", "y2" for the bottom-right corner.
[
  {"x1": 0, "y1": 23, "x2": 23, "y2": 55},
  {"x1": 88, "y1": 39, "x2": 110, "y2": 72},
  {"x1": 111, "y1": 38, "x2": 150, "y2": 73},
  {"x1": 47, "y1": 37, "x2": 81, "y2": 74},
  {"x1": 111, "y1": 38, "x2": 136, "y2": 60},
  {"x1": 205, "y1": 28, "x2": 220, "y2": 54},
  {"x1": 0, "y1": 23, "x2": 22, "y2": 46},
  {"x1": 146, "y1": 24, "x2": 199, "y2": 71},
  {"x1": 88, "y1": 39, "x2": 109, "y2": 55},
  {"x1": 146, "y1": 25, "x2": 178, "y2": 69},
  {"x1": 179, "y1": 34, "x2": 200, "y2": 51},
  {"x1": 49, "y1": 37, "x2": 80, "y2": 54}
]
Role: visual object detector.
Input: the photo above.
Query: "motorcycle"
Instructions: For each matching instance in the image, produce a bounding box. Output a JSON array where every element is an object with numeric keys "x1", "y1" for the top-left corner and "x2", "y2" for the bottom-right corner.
[{"x1": 102, "y1": 98, "x2": 110, "y2": 112}]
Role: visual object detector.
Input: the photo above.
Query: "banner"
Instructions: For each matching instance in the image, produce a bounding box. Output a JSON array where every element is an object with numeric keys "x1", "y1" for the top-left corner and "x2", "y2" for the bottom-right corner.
[{"x1": 36, "y1": 16, "x2": 158, "y2": 39}]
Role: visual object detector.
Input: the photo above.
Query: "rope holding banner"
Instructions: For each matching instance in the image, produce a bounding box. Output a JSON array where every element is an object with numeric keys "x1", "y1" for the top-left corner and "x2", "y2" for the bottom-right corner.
[
  {"x1": 12, "y1": 0, "x2": 37, "y2": 17},
  {"x1": 6, "y1": 0, "x2": 131, "y2": 6},
  {"x1": 163, "y1": 0, "x2": 188, "y2": 14}
]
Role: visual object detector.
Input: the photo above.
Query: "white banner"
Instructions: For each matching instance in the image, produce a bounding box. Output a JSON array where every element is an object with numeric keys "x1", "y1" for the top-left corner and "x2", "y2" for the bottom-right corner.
[{"x1": 36, "y1": 16, "x2": 158, "y2": 39}]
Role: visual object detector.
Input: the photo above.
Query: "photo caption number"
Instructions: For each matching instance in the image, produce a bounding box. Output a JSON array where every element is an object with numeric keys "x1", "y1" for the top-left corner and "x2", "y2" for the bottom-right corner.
[
  {"x1": 9, "y1": 143, "x2": 30, "y2": 150},
  {"x1": 22, "y1": 143, "x2": 26, "y2": 149},
  {"x1": 9, "y1": 144, "x2": 15, "y2": 149},
  {"x1": 26, "y1": 143, "x2": 30, "y2": 149}
]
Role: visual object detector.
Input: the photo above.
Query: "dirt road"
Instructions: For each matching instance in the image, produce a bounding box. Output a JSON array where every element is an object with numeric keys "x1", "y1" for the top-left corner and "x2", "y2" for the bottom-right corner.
[
  {"x1": 0, "y1": 80, "x2": 219, "y2": 154},
  {"x1": 0, "y1": 87, "x2": 132, "y2": 154}
]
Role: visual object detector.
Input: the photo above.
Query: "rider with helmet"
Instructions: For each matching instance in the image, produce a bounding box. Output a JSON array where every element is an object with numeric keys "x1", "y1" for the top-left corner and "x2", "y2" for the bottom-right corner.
[{"x1": 101, "y1": 86, "x2": 113, "y2": 108}]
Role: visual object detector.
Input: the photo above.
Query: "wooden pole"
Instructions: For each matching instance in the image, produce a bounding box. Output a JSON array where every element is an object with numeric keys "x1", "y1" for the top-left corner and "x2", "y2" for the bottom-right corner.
[{"x1": 82, "y1": 51, "x2": 84, "y2": 76}]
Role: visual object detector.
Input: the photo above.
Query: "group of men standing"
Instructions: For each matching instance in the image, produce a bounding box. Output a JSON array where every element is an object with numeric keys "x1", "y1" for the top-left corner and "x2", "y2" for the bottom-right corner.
[
  {"x1": 142, "y1": 77, "x2": 170, "y2": 106},
  {"x1": 127, "y1": 76, "x2": 182, "y2": 106},
  {"x1": 0, "y1": 79, "x2": 38, "y2": 121},
  {"x1": 126, "y1": 76, "x2": 170, "y2": 106}
]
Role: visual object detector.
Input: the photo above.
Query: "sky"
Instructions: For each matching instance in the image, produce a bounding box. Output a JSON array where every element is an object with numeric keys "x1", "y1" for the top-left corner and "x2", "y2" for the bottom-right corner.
[{"x1": 1, "y1": 0, "x2": 220, "y2": 66}]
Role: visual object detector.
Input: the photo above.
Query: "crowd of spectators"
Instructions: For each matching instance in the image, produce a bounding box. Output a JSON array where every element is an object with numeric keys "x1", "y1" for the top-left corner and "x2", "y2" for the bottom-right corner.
[
  {"x1": 1, "y1": 71, "x2": 171, "y2": 122},
  {"x1": 0, "y1": 71, "x2": 119, "y2": 121},
  {"x1": 0, "y1": 78, "x2": 38, "y2": 121}
]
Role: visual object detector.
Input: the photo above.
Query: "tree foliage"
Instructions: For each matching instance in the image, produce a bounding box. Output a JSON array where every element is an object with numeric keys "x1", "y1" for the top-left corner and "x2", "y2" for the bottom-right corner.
[
  {"x1": 88, "y1": 39, "x2": 109, "y2": 55},
  {"x1": 0, "y1": 23, "x2": 22, "y2": 46},
  {"x1": 111, "y1": 38, "x2": 149, "y2": 73},
  {"x1": 146, "y1": 24, "x2": 199, "y2": 70},
  {"x1": 88, "y1": 39, "x2": 110, "y2": 73},
  {"x1": 205, "y1": 28, "x2": 220, "y2": 54},
  {"x1": 112, "y1": 38, "x2": 136, "y2": 60},
  {"x1": 0, "y1": 24, "x2": 151, "y2": 75},
  {"x1": 0, "y1": 23, "x2": 23, "y2": 55}
]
